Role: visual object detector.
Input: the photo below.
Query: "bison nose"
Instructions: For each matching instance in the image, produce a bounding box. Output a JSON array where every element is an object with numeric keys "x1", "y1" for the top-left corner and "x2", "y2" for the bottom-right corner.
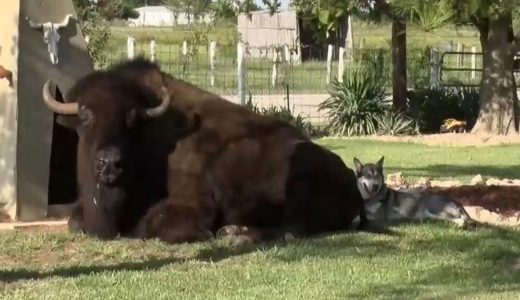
[{"x1": 96, "y1": 156, "x2": 123, "y2": 173}]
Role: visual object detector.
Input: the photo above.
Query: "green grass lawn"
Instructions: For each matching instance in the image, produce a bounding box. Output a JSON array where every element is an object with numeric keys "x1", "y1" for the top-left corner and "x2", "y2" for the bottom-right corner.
[
  {"x1": 2, "y1": 222, "x2": 520, "y2": 299},
  {"x1": 2, "y1": 139, "x2": 520, "y2": 299},
  {"x1": 318, "y1": 138, "x2": 520, "y2": 183}
]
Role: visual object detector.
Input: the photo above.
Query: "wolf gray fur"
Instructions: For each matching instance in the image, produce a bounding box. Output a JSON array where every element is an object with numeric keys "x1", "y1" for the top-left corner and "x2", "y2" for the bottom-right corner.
[{"x1": 353, "y1": 156, "x2": 476, "y2": 229}]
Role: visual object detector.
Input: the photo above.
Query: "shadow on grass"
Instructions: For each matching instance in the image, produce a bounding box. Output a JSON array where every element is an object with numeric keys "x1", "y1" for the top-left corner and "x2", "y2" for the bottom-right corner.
[
  {"x1": 195, "y1": 224, "x2": 400, "y2": 263},
  {"x1": 0, "y1": 257, "x2": 182, "y2": 283},
  {"x1": 398, "y1": 164, "x2": 520, "y2": 180}
]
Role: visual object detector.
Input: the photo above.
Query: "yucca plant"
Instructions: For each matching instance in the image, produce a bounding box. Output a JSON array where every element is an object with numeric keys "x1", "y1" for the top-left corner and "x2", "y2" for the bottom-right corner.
[
  {"x1": 319, "y1": 62, "x2": 387, "y2": 136},
  {"x1": 376, "y1": 110, "x2": 420, "y2": 136}
]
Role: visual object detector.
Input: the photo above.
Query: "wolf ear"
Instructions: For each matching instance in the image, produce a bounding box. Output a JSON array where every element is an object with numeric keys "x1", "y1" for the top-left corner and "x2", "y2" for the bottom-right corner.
[
  {"x1": 376, "y1": 156, "x2": 385, "y2": 169},
  {"x1": 353, "y1": 157, "x2": 363, "y2": 174}
]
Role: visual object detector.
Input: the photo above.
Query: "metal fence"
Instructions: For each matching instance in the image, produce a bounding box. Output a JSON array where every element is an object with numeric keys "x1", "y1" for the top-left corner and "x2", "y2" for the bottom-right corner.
[{"x1": 103, "y1": 35, "x2": 487, "y2": 124}]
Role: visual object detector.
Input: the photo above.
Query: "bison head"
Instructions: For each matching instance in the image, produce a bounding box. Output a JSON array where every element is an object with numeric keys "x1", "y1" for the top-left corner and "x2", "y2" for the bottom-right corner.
[{"x1": 41, "y1": 73, "x2": 171, "y2": 210}]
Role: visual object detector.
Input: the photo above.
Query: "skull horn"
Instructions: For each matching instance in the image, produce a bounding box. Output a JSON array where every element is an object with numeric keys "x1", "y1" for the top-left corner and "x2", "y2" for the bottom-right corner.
[
  {"x1": 141, "y1": 86, "x2": 171, "y2": 118},
  {"x1": 26, "y1": 17, "x2": 43, "y2": 29},
  {"x1": 42, "y1": 80, "x2": 79, "y2": 115},
  {"x1": 56, "y1": 14, "x2": 73, "y2": 28}
]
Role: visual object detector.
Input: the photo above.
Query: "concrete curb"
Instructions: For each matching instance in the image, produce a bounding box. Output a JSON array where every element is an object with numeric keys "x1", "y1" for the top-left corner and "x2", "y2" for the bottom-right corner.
[{"x1": 0, "y1": 220, "x2": 68, "y2": 231}]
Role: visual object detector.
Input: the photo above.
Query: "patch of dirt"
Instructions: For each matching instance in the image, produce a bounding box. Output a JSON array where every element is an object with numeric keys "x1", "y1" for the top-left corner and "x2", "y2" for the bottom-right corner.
[
  {"x1": 0, "y1": 211, "x2": 12, "y2": 222},
  {"x1": 339, "y1": 132, "x2": 520, "y2": 147},
  {"x1": 417, "y1": 185, "x2": 520, "y2": 218}
]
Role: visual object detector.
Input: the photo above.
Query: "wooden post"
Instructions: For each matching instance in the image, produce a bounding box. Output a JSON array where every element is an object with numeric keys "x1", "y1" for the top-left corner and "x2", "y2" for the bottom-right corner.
[
  {"x1": 391, "y1": 18, "x2": 407, "y2": 112},
  {"x1": 150, "y1": 39, "x2": 156, "y2": 62},
  {"x1": 237, "y1": 42, "x2": 246, "y2": 105},
  {"x1": 127, "y1": 36, "x2": 135, "y2": 59},
  {"x1": 430, "y1": 48, "x2": 440, "y2": 88},
  {"x1": 471, "y1": 46, "x2": 477, "y2": 79},
  {"x1": 182, "y1": 40, "x2": 188, "y2": 56},
  {"x1": 456, "y1": 43, "x2": 462, "y2": 67},
  {"x1": 326, "y1": 44, "x2": 333, "y2": 84},
  {"x1": 209, "y1": 41, "x2": 216, "y2": 87},
  {"x1": 284, "y1": 44, "x2": 290, "y2": 62},
  {"x1": 271, "y1": 48, "x2": 279, "y2": 87},
  {"x1": 359, "y1": 38, "x2": 365, "y2": 49},
  {"x1": 346, "y1": 14, "x2": 354, "y2": 62},
  {"x1": 338, "y1": 47, "x2": 345, "y2": 83}
]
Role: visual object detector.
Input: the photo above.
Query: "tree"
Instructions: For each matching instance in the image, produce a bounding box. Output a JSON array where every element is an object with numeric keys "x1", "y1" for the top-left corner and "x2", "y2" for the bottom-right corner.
[
  {"x1": 450, "y1": 0, "x2": 520, "y2": 134},
  {"x1": 72, "y1": 0, "x2": 112, "y2": 69},
  {"x1": 254, "y1": 1, "x2": 520, "y2": 135},
  {"x1": 385, "y1": 0, "x2": 520, "y2": 135}
]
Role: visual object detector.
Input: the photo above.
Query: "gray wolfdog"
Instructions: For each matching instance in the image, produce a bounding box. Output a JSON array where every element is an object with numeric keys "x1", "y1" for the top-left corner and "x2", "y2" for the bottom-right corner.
[{"x1": 353, "y1": 157, "x2": 476, "y2": 229}]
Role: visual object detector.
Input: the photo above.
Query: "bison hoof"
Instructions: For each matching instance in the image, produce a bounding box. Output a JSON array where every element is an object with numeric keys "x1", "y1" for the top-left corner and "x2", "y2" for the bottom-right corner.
[
  {"x1": 284, "y1": 232, "x2": 297, "y2": 242},
  {"x1": 216, "y1": 225, "x2": 248, "y2": 238},
  {"x1": 230, "y1": 234, "x2": 254, "y2": 247},
  {"x1": 67, "y1": 219, "x2": 83, "y2": 234}
]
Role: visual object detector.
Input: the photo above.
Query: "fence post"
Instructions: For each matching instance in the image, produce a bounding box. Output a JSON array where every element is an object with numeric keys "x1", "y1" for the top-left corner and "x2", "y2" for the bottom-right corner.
[
  {"x1": 359, "y1": 38, "x2": 365, "y2": 50},
  {"x1": 430, "y1": 48, "x2": 440, "y2": 88},
  {"x1": 237, "y1": 41, "x2": 246, "y2": 106},
  {"x1": 271, "y1": 47, "x2": 279, "y2": 87},
  {"x1": 182, "y1": 40, "x2": 188, "y2": 56},
  {"x1": 209, "y1": 41, "x2": 216, "y2": 87},
  {"x1": 284, "y1": 44, "x2": 290, "y2": 62},
  {"x1": 127, "y1": 36, "x2": 135, "y2": 59},
  {"x1": 326, "y1": 44, "x2": 333, "y2": 84},
  {"x1": 457, "y1": 43, "x2": 464, "y2": 68},
  {"x1": 346, "y1": 14, "x2": 354, "y2": 62},
  {"x1": 150, "y1": 39, "x2": 156, "y2": 62},
  {"x1": 471, "y1": 46, "x2": 477, "y2": 79},
  {"x1": 338, "y1": 46, "x2": 345, "y2": 83}
]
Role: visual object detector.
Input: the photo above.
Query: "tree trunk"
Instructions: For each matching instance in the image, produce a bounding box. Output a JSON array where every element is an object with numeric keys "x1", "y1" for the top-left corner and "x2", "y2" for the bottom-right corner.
[
  {"x1": 471, "y1": 14, "x2": 518, "y2": 135},
  {"x1": 391, "y1": 18, "x2": 407, "y2": 112}
]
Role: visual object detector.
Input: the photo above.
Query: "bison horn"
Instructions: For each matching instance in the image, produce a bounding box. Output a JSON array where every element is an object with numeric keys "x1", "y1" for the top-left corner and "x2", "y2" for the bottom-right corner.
[
  {"x1": 142, "y1": 86, "x2": 171, "y2": 118},
  {"x1": 42, "y1": 79, "x2": 79, "y2": 115}
]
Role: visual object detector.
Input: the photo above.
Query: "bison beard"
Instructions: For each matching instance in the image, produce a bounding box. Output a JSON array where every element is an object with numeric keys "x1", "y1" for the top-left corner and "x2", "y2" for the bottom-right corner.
[
  {"x1": 68, "y1": 183, "x2": 127, "y2": 239},
  {"x1": 44, "y1": 57, "x2": 368, "y2": 245}
]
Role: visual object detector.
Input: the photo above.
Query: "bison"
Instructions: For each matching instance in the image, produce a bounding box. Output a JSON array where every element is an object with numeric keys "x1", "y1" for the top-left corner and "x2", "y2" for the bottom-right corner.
[{"x1": 42, "y1": 57, "x2": 368, "y2": 245}]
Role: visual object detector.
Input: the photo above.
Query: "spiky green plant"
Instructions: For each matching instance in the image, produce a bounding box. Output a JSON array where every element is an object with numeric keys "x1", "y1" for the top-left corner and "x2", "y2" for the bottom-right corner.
[{"x1": 319, "y1": 62, "x2": 387, "y2": 136}]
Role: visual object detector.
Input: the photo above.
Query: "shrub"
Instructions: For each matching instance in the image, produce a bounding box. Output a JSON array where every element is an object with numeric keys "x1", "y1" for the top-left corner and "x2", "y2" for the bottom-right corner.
[
  {"x1": 73, "y1": 0, "x2": 111, "y2": 69},
  {"x1": 376, "y1": 110, "x2": 420, "y2": 136},
  {"x1": 319, "y1": 62, "x2": 387, "y2": 136},
  {"x1": 407, "y1": 86, "x2": 480, "y2": 133}
]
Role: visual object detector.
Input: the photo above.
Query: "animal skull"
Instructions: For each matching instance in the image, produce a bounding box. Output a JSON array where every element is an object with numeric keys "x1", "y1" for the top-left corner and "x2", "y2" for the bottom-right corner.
[{"x1": 26, "y1": 14, "x2": 73, "y2": 65}]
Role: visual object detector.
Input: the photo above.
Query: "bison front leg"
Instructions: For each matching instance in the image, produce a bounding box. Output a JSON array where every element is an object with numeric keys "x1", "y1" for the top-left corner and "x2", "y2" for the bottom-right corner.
[
  {"x1": 216, "y1": 225, "x2": 286, "y2": 247},
  {"x1": 67, "y1": 201, "x2": 84, "y2": 234},
  {"x1": 135, "y1": 201, "x2": 214, "y2": 244}
]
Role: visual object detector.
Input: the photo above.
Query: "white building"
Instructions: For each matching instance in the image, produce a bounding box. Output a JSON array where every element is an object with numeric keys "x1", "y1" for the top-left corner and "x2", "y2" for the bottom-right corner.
[{"x1": 128, "y1": 6, "x2": 213, "y2": 27}]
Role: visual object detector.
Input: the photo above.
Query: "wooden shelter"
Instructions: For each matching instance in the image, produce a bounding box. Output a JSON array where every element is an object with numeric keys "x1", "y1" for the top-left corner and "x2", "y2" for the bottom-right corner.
[
  {"x1": 237, "y1": 9, "x2": 352, "y2": 62},
  {"x1": 0, "y1": 0, "x2": 93, "y2": 222}
]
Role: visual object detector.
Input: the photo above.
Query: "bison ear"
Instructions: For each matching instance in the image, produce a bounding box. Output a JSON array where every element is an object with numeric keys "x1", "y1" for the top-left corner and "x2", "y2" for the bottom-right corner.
[
  {"x1": 353, "y1": 157, "x2": 363, "y2": 174},
  {"x1": 55, "y1": 115, "x2": 79, "y2": 130},
  {"x1": 376, "y1": 156, "x2": 385, "y2": 169}
]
